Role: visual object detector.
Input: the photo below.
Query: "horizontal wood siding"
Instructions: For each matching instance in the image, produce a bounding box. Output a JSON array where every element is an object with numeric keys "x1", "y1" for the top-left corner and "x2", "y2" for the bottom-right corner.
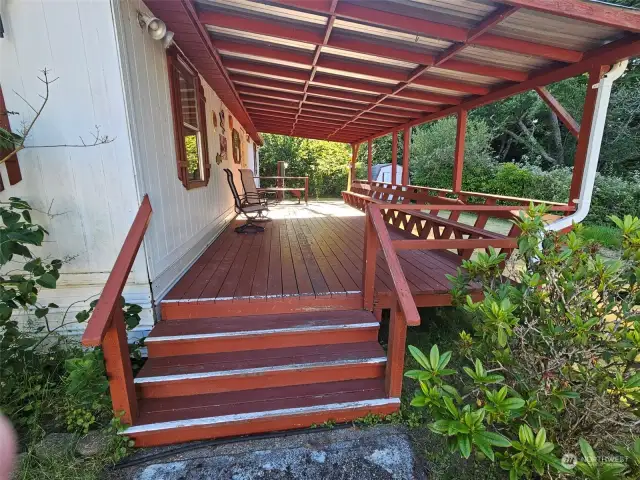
[
  {"x1": 114, "y1": 0, "x2": 255, "y2": 300},
  {"x1": 0, "y1": 0, "x2": 152, "y2": 333}
]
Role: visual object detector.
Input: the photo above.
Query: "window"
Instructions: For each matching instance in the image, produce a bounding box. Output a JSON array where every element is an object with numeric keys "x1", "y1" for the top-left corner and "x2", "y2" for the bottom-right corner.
[
  {"x1": 0, "y1": 83, "x2": 22, "y2": 190},
  {"x1": 167, "y1": 49, "x2": 210, "y2": 189}
]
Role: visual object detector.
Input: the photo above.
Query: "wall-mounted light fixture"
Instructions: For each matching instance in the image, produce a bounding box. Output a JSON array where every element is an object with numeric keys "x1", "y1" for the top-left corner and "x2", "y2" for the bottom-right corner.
[{"x1": 137, "y1": 12, "x2": 174, "y2": 49}]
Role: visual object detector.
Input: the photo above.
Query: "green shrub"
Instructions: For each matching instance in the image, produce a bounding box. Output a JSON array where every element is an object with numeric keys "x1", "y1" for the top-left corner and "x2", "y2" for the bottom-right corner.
[
  {"x1": 410, "y1": 116, "x2": 496, "y2": 189},
  {"x1": 0, "y1": 197, "x2": 141, "y2": 477},
  {"x1": 406, "y1": 209, "x2": 640, "y2": 479},
  {"x1": 578, "y1": 224, "x2": 623, "y2": 249}
]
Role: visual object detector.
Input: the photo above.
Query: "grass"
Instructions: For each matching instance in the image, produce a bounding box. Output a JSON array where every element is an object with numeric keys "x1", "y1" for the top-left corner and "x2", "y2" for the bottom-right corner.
[
  {"x1": 14, "y1": 452, "x2": 107, "y2": 480},
  {"x1": 379, "y1": 306, "x2": 508, "y2": 480},
  {"x1": 579, "y1": 225, "x2": 623, "y2": 249}
]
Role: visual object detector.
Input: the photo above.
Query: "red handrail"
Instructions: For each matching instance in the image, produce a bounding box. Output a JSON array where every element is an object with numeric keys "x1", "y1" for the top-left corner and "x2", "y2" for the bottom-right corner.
[
  {"x1": 82, "y1": 195, "x2": 153, "y2": 347},
  {"x1": 367, "y1": 205, "x2": 421, "y2": 327},
  {"x1": 361, "y1": 200, "x2": 526, "y2": 399},
  {"x1": 80, "y1": 195, "x2": 152, "y2": 426},
  {"x1": 357, "y1": 180, "x2": 573, "y2": 208}
]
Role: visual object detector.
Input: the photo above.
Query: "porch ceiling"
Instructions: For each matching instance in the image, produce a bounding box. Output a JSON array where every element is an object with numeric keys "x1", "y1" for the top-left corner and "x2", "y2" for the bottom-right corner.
[{"x1": 157, "y1": 1, "x2": 640, "y2": 145}]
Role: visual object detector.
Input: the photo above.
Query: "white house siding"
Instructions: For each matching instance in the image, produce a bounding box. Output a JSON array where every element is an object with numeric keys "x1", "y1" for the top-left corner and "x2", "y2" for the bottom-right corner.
[
  {"x1": 0, "y1": 0, "x2": 153, "y2": 334},
  {"x1": 113, "y1": 0, "x2": 253, "y2": 300}
]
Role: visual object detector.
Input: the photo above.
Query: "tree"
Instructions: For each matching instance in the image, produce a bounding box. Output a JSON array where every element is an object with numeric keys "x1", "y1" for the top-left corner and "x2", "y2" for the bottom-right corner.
[
  {"x1": 258, "y1": 134, "x2": 351, "y2": 198},
  {"x1": 409, "y1": 116, "x2": 495, "y2": 189}
]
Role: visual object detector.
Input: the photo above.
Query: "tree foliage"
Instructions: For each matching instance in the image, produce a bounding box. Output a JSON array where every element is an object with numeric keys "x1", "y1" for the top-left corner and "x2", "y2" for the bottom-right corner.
[
  {"x1": 258, "y1": 133, "x2": 351, "y2": 198},
  {"x1": 473, "y1": 61, "x2": 640, "y2": 176}
]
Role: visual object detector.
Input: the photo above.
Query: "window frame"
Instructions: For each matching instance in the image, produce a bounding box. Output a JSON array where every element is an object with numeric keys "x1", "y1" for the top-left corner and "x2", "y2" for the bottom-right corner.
[
  {"x1": 0, "y1": 83, "x2": 22, "y2": 190},
  {"x1": 166, "y1": 48, "x2": 210, "y2": 190}
]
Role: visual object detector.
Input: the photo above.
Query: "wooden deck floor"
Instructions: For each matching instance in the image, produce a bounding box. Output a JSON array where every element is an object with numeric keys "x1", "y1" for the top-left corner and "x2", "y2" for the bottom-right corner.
[{"x1": 162, "y1": 201, "x2": 471, "y2": 318}]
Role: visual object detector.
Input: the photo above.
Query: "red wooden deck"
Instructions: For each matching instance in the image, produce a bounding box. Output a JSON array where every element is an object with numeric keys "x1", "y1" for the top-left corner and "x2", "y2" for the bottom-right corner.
[{"x1": 162, "y1": 201, "x2": 471, "y2": 318}]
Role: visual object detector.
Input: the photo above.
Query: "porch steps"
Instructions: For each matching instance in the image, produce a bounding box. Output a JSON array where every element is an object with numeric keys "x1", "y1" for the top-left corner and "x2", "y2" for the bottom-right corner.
[
  {"x1": 144, "y1": 310, "x2": 380, "y2": 356},
  {"x1": 124, "y1": 310, "x2": 398, "y2": 447},
  {"x1": 124, "y1": 379, "x2": 400, "y2": 448},
  {"x1": 134, "y1": 342, "x2": 387, "y2": 398}
]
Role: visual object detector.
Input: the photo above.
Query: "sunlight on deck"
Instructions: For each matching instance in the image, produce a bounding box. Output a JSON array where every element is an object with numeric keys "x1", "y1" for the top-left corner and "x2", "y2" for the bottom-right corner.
[{"x1": 256, "y1": 200, "x2": 365, "y2": 220}]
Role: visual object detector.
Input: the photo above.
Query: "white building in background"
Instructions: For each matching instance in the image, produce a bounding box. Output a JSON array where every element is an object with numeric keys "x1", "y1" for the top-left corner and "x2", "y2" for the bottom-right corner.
[{"x1": 371, "y1": 163, "x2": 405, "y2": 185}]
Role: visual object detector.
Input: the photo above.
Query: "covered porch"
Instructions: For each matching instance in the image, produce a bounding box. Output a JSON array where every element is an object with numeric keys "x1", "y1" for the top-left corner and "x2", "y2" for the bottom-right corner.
[
  {"x1": 161, "y1": 201, "x2": 482, "y2": 319},
  {"x1": 82, "y1": 0, "x2": 640, "y2": 447}
]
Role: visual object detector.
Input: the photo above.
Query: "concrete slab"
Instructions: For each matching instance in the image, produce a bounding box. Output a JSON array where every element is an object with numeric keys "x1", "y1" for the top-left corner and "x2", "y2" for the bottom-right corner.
[{"x1": 107, "y1": 425, "x2": 426, "y2": 480}]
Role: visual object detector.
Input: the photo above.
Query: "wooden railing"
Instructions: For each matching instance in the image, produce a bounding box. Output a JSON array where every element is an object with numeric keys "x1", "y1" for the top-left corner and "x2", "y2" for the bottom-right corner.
[
  {"x1": 363, "y1": 203, "x2": 420, "y2": 398},
  {"x1": 351, "y1": 180, "x2": 571, "y2": 210},
  {"x1": 255, "y1": 175, "x2": 309, "y2": 203},
  {"x1": 346, "y1": 180, "x2": 575, "y2": 232},
  {"x1": 81, "y1": 195, "x2": 153, "y2": 425},
  {"x1": 362, "y1": 202, "x2": 543, "y2": 399}
]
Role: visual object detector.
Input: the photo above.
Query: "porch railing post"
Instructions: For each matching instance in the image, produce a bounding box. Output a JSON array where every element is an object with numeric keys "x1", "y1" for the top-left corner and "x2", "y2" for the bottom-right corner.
[
  {"x1": 391, "y1": 131, "x2": 398, "y2": 185},
  {"x1": 304, "y1": 177, "x2": 309, "y2": 204},
  {"x1": 452, "y1": 109, "x2": 467, "y2": 193},
  {"x1": 367, "y1": 139, "x2": 373, "y2": 183},
  {"x1": 102, "y1": 308, "x2": 138, "y2": 425},
  {"x1": 569, "y1": 65, "x2": 608, "y2": 204},
  {"x1": 402, "y1": 127, "x2": 410, "y2": 187},
  {"x1": 363, "y1": 205, "x2": 378, "y2": 311},
  {"x1": 385, "y1": 298, "x2": 408, "y2": 398}
]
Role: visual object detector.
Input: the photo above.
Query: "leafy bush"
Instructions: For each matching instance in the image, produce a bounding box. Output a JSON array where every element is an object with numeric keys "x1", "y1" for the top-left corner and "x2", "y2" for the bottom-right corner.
[
  {"x1": 578, "y1": 225, "x2": 623, "y2": 249},
  {"x1": 0, "y1": 197, "x2": 141, "y2": 476},
  {"x1": 406, "y1": 208, "x2": 640, "y2": 479},
  {"x1": 410, "y1": 116, "x2": 496, "y2": 189}
]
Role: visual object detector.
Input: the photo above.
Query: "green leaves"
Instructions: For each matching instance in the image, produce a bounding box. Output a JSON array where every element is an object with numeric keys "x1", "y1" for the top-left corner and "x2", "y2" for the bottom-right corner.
[
  {"x1": 35, "y1": 272, "x2": 57, "y2": 289},
  {"x1": 405, "y1": 344, "x2": 456, "y2": 384},
  {"x1": 575, "y1": 438, "x2": 627, "y2": 480},
  {"x1": 463, "y1": 359, "x2": 504, "y2": 385},
  {"x1": 404, "y1": 208, "x2": 640, "y2": 479}
]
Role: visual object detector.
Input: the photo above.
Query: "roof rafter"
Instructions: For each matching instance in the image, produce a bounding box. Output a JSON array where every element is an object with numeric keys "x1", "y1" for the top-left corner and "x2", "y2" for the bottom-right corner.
[
  {"x1": 266, "y1": 0, "x2": 584, "y2": 62},
  {"x1": 202, "y1": 11, "x2": 531, "y2": 81},
  {"x1": 499, "y1": 0, "x2": 640, "y2": 32},
  {"x1": 292, "y1": 0, "x2": 339, "y2": 134},
  {"x1": 354, "y1": 35, "x2": 640, "y2": 143},
  {"x1": 329, "y1": 5, "x2": 519, "y2": 138}
]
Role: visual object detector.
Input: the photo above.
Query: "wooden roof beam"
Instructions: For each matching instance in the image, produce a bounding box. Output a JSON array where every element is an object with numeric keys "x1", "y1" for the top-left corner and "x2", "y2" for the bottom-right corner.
[
  {"x1": 292, "y1": 0, "x2": 339, "y2": 133},
  {"x1": 380, "y1": 99, "x2": 441, "y2": 113},
  {"x1": 328, "y1": 6, "x2": 520, "y2": 138},
  {"x1": 353, "y1": 35, "x2": 640, "y2": 143},
  {"x1": 237, "y1": 86, "x2": 301, "y2": 102},
  {"x1": 242, "y1": 97, "x2": 301, "y2": 110},
  {"x1": 224, "y1": 58, "x2": 309, "y2": 82},
  {"x1": 306, "y1": 86, "x2": 373, "y2": 103},
  {"x1": 202, "y1": 11, "x2": 531, "y2": 80},
  {"x1": 498, "y1": 0, "x2": 640, "y2": 32},
  {"x1": 230, "y1": 74, "x2": 306, "y2": 94},
  {"x1": 266, "y1": 1, "x2": 584, "y2": 62},
  {"x1": 534, "y1": 86, "x2": 580, "y2": 137}
]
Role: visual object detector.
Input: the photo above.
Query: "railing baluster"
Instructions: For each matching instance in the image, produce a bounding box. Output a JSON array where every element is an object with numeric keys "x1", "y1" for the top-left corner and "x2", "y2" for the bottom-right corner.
[
  {"x1": 363, "y1": 207, "x2": 378, "y2": 310},
  {"x1": 385, "y1": 299, "x2": 408, "y2": 398},
  {"x1": 102, "y1": 308, "x2": 138, "y2": 424}
]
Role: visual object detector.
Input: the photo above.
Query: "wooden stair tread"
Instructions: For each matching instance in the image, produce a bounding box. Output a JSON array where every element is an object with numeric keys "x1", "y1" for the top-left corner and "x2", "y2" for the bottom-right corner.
[
  {"x1": 147, "y1": 310, "x2": 378, "y2": 339},
  {"x1": 136, "y1": 342, "x2": 386, "y2": 380},
  {"x1": 129, "y1": 378, "x2": 392, "y2": 429}
]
